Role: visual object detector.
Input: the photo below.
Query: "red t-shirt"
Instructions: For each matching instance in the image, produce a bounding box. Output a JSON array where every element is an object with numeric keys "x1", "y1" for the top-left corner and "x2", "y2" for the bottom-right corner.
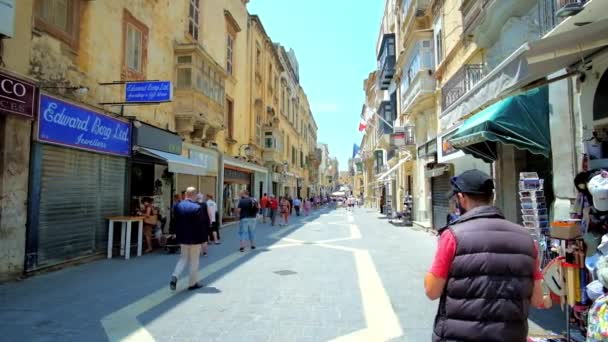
[
  {"x1": 269, "y1": 198, "x2": 279, "y2": 210},
  {"x1": 429, "y1": 229, "x2": 543, "y2": 281},
  {"x1": 261, "y1": 196, "x2": 269, "y2": 208}
]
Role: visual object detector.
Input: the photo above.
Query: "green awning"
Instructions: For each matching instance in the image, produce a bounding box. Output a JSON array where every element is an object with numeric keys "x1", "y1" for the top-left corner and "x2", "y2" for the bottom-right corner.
[{"x1": 449, "y1": 86, "x2": 550, "y2": 163}]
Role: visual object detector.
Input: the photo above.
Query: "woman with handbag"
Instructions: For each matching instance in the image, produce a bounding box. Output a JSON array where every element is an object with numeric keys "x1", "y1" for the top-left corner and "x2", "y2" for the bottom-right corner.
[{"x1": 141, "y1": 197, "x2": 158, "y2": 253}]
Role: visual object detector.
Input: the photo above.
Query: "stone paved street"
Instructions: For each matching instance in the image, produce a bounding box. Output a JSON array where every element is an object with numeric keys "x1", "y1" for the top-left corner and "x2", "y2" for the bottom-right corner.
[{"x1": 0, "y1": 206, "x2": 564, "y2": 341}]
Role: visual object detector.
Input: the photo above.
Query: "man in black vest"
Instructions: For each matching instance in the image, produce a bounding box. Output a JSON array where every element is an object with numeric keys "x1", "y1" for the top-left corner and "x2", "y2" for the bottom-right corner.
[{"x1": 425, "y1": 170, "x2": 546, "y2": 342}]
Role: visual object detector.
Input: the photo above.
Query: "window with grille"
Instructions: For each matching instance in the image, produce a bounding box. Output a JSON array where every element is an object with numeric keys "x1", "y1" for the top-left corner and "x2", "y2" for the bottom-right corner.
[{"x1": 188, "y1": 0, "x2": 200, "y2": 41}]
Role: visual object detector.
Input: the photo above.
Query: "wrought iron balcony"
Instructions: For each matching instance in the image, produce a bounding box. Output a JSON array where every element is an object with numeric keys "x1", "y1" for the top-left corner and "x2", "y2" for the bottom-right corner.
[
  {"x1": 377, "y1": 33, "x2": 396, "y2": 90},
  {"x1": 539, "y1": 0, "x2": 587, "y2": 37},
  {"x1": 441, "y1": 64, "x2": 484, "y2": 110}
]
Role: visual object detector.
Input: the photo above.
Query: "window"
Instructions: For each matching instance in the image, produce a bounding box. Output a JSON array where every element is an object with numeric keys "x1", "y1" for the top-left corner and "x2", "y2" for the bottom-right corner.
[
  {"x1": 188, "y1": 0, "x2": 200, "y2": 41},
  {"x1": 35, "y1": 0, "x2": 79, "y2": 47},
  {"x1": 292, "y1": 146, "x2": 296, "y2": 165},
  {"x1": 226, "y1": 98, "x2": 234, "y2": 139},
  {"x1": 122, "y1": 10, "x2": 148, "y2": 80},
  {"x1": 300, "y1": 151, "x2": 304, "y2": 168},
  {"x1": 256, "y1": 109, "x2": 262, "y2": 146},
  {"x1": 126, "y1": 25, "x2": 143, "y2": 72},
  {"x1": 255, "y1": 44, "x2": 262, "y2": 72},
  {"x1": 264, "y1": 132, "x2": 276, "y2": 149},
  {"x1": 226, "y1": 34, "x2": 235, "y2": 75},
  {"x1": 433, "y1": 18, "x2": 444, "y2": 67},
  {"x1": 176, "y1": 54, "x2": 225, "y2": 105}
]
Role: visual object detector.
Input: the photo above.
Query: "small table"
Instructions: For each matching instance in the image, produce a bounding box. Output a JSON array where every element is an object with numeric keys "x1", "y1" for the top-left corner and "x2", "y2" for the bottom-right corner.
[{"x1": 107, "y1": 216, "x2": 144, "y2": 259}]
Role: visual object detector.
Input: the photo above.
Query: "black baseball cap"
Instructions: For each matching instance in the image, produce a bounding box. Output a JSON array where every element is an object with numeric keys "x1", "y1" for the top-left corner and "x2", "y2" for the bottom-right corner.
[{"x1": 448, "y1": 170, "x2": 494, "y2": 198}]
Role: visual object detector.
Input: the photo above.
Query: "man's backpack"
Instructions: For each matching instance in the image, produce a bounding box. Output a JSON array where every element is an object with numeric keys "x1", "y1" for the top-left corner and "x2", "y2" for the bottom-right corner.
[{"x1": 250, "y1": 198, "x2": 259, "y2": 216}]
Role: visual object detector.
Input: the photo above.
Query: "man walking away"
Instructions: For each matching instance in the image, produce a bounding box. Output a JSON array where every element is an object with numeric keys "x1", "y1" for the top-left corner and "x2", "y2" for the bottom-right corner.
[
  {"x1": 269, "y1": 195, "x2": 279, "y2": 226},
  {"x1": 293, "y1": 197, "x2": 302, "y2": 216},
  {"x1": 237, "y1": 190, "x2": 258, "y2": 252},
  {"x1": 170, "y1": 187, "x2": 209, "y2": 291},
  {"x1": 424, "y1": 170, "x2": 547, "y2": 342},
  {"x1": 260, "y1": 193, "x2": 270, "y2": 224}
]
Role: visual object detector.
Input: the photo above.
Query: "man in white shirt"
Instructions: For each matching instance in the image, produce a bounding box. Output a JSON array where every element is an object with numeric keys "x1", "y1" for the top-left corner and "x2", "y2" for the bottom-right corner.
[
  {"x1": 293, "y1": 197, "x2": 302, "y2": 216},
  {"x1": 206, "y1": 194, "x2": 220, "y2": 244}
]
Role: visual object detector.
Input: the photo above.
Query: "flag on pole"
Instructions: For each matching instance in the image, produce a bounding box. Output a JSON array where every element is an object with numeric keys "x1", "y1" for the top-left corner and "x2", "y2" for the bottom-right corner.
[
  {"x1": 358, "y1": 119, "x2": 367, "y2": 132},
  {"x1": 352, "y1": 144, "x2": 361, "y2": 158}
]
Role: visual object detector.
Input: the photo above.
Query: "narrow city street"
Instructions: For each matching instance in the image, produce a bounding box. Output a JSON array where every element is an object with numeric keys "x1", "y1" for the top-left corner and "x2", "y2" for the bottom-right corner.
[{"x1": 1, "y1": 207, "x2": 440, "y2": 342}]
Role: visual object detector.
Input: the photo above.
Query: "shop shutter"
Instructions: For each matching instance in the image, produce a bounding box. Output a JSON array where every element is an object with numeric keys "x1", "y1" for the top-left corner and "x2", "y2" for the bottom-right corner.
[
  {"x1": 431, "y1": 173, "x2": 451, "y2": 230},
  {"x1": 37, "y1": 145, "x2": 126, "y2": 267},
  {"x1": 177, "y1": 174, "x2": 198, "y2": 194}
]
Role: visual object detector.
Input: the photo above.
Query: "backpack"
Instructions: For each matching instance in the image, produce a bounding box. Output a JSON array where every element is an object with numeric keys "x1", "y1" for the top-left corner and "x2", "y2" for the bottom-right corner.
[{"x1": 250, "y1": 198, "x2": 259, "y2": 216}]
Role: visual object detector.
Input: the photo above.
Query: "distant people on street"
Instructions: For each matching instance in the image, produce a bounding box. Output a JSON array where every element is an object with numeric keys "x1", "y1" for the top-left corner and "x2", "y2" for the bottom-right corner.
[
  {"x1": 206, "y1": 194, "x2": 220, "y2": 245},
  {"x1": 446, "y1": 196, "x2": 460, "y2": 225},
  {"x1": 293, "y1": 197, "x2": 302, "y2": 216},
  {"x1": 269, "y1": 194, "x2": 279, "y2": 226},
  {"x1": 195, "y1": 193, "x2": 210, "y2": 256},
  {"x1": 425, "y1": 170, "x2": 547, "y2": 341},
  {"x1": 170, "y1": 187, "x2": 209, "y2": 291},
  {"x1": 140, "y1": 197, "x2": 157, "y2": 253},
  {"x1": 237, "y1": 190, "x2": 258, "y2": 252},
  {"x1": 280, "y1": 197, "x2": 291, "y2": 226},
  {"x1": 260, "y1": 193, "x2": 270, "y2": 224},
  {"x1": 588, "y1": 255, "x2": 608, "y2": 341},
  {"x1": 288, "y1": 196, "x2": 294, "y2": 215},
  {"x1": 303, "y1": 198, "x2": 312, "y2": 216}
]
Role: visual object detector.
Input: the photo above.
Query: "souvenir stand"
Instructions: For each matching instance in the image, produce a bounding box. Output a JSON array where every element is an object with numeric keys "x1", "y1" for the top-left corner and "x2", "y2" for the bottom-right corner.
[{"x1": 533, "y1": 167, "x2": 608, "y2": 341}]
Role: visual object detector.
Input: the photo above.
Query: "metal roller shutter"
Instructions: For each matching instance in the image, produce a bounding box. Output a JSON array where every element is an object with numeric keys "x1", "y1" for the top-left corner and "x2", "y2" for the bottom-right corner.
[
  {"x1": 431, "y1": 173, "x2": 451, "y2": 230},
  {"x1": 177, "y1": 174, "x2": 198, "y2": 194},
  {"x1": 37, "y1": 145, "x2": 126, "y2": 266}
]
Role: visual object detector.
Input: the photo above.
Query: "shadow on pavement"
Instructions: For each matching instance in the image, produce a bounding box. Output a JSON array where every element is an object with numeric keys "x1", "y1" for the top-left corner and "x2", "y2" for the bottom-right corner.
[{"x1": 0, "y1": 206, "x2": 337, "y2": 341}]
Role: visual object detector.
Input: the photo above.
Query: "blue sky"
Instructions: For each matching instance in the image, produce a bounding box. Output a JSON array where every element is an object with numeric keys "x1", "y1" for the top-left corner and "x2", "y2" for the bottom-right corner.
[{"x1": 248, "y1": 0, "x2": 385, "y2": 171}]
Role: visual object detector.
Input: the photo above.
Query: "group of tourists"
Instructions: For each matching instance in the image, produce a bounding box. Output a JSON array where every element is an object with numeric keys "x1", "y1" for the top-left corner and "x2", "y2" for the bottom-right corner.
[
  {"x1": 167, "y1": 188, "x2": 328, "y2": 291},
  {"x1": 259, "y1": 193, "x2": 320, "y2": 226}
]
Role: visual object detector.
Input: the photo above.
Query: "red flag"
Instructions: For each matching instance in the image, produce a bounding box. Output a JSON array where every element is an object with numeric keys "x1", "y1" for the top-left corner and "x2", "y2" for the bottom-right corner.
[{"x1": 358, "y1": 119, "x2": 367, "y2": 132}]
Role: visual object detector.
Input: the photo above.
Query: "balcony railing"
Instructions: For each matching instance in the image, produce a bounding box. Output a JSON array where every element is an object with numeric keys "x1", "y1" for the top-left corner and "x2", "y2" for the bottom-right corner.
[
  {"x1": 538, "y1": 0, "x2": 587, "y2": 36},
  {"x1": 441, "y1": 64, "x2": 484, "y2": 110},
  {"x1": 461, "y1": 0, "x2": 492, "y2": 35}
]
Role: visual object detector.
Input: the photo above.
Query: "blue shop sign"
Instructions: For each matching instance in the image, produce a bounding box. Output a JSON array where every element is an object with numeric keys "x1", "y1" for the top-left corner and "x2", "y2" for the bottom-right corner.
[
  {"x1": 38, "y1": 94, "x2": 131, "y2": 156},
  {"x1": 125, "y1": 81, "x2": 172, "y2": 103}
]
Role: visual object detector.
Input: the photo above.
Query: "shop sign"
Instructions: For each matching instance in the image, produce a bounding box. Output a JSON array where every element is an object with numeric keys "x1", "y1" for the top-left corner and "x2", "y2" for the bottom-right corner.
[
  {"x1": 133, "y1": 122, "x2": 182, "y2": 155},
  {"x1": 38, "y1": 94, "x2": 131, "y2": 156},
  {"x1": 224, "y1": 167, "x2": 251, "y2": 182},
  {"x1": 189, "y1": 149, "x2": 217, "y2": 174},
  {"x1": 0, "y1": 70, "x2": 36, "y2": 119},
  {"x1": 125, "y1": 81, "x2": 172, "y2": 103},
  {"x1": 437, "y1": 126, "x2": 465, "y2": 163}
]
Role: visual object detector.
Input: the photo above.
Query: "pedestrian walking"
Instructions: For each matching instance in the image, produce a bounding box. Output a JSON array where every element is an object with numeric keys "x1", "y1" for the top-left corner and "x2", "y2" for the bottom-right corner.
[
  {"x1": 195, "y1": 193, "x2": 210, "y2": 256},
  {"x1": 237, "y1": 190, "x2": 258, "y2": 252},
  {"x1": 424, "y1": 170, "x2": 547, "y2": 342},
  {"x1": 293, "y1": 197, "x2": 302, "y2": 216},
  {"x1": 288, "y1": 196, "x2": 294, "y2": 216},
  {"x1": 206, "y1": 194, "x2": 220, "y2": 245},
  {"x1": 280, "y1": 197, "x2": 291, "y2": 226},
  {"x1": 260, "y1": 193, "x2": 270, "y2": 224},
  {"x1": 269, "y1": 194, "x2": 279, "y2": 226},
  {"x1": 169, "y1": 187, "x2": 209, "y2": 291},
  {"x1": 303, "y1": 198, "x2": 311, "y2": 216}
]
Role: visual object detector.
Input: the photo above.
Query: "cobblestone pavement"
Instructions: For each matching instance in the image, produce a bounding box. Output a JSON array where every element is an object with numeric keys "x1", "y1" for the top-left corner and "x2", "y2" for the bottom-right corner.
[{"x1": 0, "y1": 206, "x2": 565, "y2": 341}]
